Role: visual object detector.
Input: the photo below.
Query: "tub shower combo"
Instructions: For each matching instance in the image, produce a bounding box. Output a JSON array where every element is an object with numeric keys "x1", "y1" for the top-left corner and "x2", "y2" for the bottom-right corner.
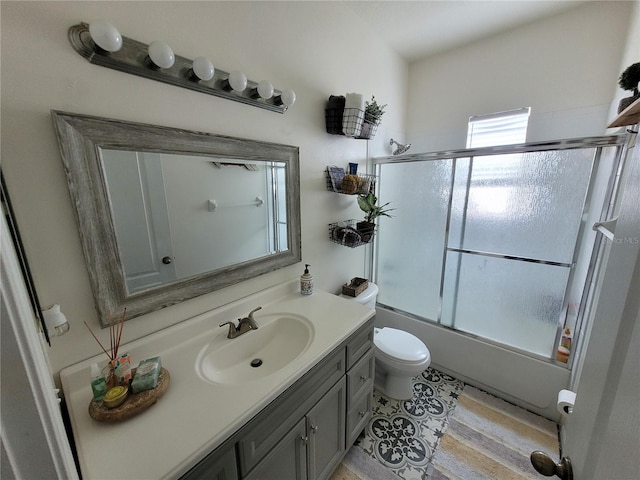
[{"x1": 369, "y1": 135, "x2": 628, "y2": 416}]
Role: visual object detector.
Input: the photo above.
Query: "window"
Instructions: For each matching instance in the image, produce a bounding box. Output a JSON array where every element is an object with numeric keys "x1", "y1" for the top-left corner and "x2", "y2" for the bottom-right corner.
[{"x1": 466, "y1": 107, "x2": 531, "y2": 148}]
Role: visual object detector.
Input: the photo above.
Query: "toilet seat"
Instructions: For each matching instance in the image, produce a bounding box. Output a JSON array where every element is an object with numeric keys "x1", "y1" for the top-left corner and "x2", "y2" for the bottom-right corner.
[{"x1": 374, "y1": 327, "x2": 429, "y2": 363}]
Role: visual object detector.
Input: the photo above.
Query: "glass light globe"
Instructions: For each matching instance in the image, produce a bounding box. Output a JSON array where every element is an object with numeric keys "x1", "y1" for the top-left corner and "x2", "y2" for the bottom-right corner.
[
  {"x1": 228, "y1": 71, "x2": 247, "y2": 92},
  {"x1": 280, "y1": 89, "x2": 296, "y2": 107},
  {"x1": 192, "y1": 56, "x2": 215, "y2": 81},
  {"x1": 148, "y1": 41, "x2": 175, "y2": 69},
  {"x1": 257, "y1": 80, "x2": 274, "y2": 99},
  {"x1": 88, "y1": 20, "x2": 122, "y2": 52}
]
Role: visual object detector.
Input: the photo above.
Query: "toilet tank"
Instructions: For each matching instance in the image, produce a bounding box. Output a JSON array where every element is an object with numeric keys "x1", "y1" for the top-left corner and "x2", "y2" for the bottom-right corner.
[{"x1": 342, "y1": 282, "x2": 378, "y2": 309}]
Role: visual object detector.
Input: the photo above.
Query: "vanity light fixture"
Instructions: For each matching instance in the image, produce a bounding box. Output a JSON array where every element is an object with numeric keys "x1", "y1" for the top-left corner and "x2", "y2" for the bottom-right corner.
[
  {"x1": 68, "y1": 21, "x2": 295, "y2": 113},
  {"x1": 147, "y1": 40, "x2": 175, "y2": 69},
  {"x1": 88, "y1": 20, "x2": 122, "y2": 52},
  {"x1": 191, "y1": 56, "x2": 215, "y2": 81}
]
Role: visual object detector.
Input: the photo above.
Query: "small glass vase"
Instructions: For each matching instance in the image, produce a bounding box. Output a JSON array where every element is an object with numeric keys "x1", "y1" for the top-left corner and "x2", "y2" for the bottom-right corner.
[{"x1": 102, "y1": 363, "x2": 118, "y2": 388}]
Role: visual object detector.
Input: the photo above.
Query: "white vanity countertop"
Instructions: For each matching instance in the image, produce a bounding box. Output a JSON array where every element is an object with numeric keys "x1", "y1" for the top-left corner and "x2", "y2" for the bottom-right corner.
[{"x1": 60, "y1": 281, "x2": 374, "y2": 479}]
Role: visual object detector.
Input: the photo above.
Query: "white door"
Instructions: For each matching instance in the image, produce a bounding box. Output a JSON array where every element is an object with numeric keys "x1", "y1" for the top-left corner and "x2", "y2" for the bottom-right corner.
[
  {"x1": 102, "y1": 150, "x2": 177, "y2": 293},
  {"x1": 561, "y1": 136, "x2": 640, "y2": 478},
  {"x1": 1, "y1": 213, "x2": 78, "y2": 479}
]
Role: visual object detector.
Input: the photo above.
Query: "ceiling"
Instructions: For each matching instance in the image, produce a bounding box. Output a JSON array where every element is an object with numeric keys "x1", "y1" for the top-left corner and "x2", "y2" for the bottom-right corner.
[{"x1": 342, "y1": 0, "x2": 588, "y2": 62}]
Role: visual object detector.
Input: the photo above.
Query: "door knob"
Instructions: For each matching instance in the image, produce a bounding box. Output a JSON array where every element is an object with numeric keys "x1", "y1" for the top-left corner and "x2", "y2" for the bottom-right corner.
[
  {"x1": 162, "y1": 256, "x2": 173, "y2": 264},
  {"x1": 530, "y1": 451, "x2": 573, "y2": 480}
]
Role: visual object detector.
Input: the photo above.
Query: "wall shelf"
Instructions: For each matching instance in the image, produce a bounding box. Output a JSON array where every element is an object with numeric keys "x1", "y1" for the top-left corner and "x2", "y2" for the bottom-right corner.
[
  {"x1": 325, "y1": 167, "x2": 376, "y2": 195},
  {"x1": 329, "y1": 220, "x2": 375, "y2": 248},
  {"x1": 608, "y1": 98, "x2": 640, "y2": 128}
]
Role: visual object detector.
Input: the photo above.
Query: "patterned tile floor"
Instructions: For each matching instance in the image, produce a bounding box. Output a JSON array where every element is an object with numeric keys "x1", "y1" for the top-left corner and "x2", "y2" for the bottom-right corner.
[{"x1": 356, "y1": 368, "x2": 464, "y2": 480}]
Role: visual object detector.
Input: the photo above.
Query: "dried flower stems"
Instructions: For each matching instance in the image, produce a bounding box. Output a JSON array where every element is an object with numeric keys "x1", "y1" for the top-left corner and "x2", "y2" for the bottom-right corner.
[{"x1": 83, "y1": 307, "x2": 127, "y2": 362}]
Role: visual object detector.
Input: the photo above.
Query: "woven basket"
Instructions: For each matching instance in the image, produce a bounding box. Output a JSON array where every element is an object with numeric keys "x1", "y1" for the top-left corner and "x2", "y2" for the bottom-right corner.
[{"x1": 342, "y1": 277, "x2": 369, "y2": 297}]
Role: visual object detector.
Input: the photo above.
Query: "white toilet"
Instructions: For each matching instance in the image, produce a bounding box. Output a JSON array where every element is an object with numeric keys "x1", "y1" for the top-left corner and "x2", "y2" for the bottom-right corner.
[{"x1": 341, "y1": 282, "x2": 431, "y2": 400}]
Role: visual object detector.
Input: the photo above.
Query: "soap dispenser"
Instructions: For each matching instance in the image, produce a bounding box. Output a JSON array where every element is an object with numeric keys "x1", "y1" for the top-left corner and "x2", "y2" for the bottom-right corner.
[
  {"x1": 300, "y1": 264, "x2": 313, "y2": 295},
  {"x1": 90, "y1": 363, "x2": 108, "y2": 401}
]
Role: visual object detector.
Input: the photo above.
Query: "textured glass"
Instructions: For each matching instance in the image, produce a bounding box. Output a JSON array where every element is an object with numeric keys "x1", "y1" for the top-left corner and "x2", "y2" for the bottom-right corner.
[
  {"x1": 441, "y1": 252, "x2": 569, "y2": 357},
  {"x1": 449, "y1": 149, "x2": 595, "y2": 263},
  {"x1": 376, "y1": 160, "x2": 452, "y2": 320}
]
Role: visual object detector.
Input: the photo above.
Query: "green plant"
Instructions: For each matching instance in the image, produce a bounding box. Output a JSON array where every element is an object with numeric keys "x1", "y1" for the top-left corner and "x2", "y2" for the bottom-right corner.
[
  {"x1": 357, "y1": 193, "x2": 394, "y2": 223},
  {"x1": 618, "y1": 62, "x2": 640, "y2": 94},
  {"x1": 364, "y1": 96, "x2": 387, "y2": 120}
]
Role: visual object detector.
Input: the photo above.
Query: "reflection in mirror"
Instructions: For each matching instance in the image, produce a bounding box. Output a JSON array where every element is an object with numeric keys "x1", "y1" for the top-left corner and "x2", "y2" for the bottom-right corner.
[
  {"x1": 52, "y1": 111, "x2": 300, "y2": 327},
  {"x1": 101, "y1": 151, "x2": 288, "y2": 294}
]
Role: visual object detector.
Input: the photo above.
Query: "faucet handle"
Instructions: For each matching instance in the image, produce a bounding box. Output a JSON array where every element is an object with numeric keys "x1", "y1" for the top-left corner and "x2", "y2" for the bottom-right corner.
[{"x1": 219, "y1": 321, "x2": 237, "y2": 338}]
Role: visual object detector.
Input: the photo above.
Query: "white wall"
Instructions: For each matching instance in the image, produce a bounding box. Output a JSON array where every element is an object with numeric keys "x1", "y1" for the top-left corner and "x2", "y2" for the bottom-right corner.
[
  {"x1": 0, "y1": 1, "x2": 407, "y2": 376},
  {"x1": 405, "y1": 1, "x2": 633, "y2": 153}
]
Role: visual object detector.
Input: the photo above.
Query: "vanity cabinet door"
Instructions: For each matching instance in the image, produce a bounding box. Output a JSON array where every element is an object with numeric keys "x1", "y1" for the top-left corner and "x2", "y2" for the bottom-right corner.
[
  {"x1": 307, "y1": 377, "x2": 346, "y2": 480},
  {"x1": 244, "y1": 419, "x2": 307, "y2": 480},
  {"x1": 346, "y1": 323, "x2": 373, "y2": 369},
  {"x1": 181, "y1": 445, "x2": 238, "y2": 480}
]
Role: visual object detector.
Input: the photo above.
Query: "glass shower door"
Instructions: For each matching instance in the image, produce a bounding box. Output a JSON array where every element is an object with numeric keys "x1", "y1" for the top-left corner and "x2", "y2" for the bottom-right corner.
[
  {"x1": 375, "y1": 160, "x2": 452, "y2": 321},
  {"x1": 441, "y1": 149, "x2": 596, "y2": 356}
]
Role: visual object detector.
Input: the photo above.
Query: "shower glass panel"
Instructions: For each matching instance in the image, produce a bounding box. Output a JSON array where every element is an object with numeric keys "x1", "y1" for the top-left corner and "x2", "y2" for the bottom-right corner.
[
  {"x1": 376, "y1": 160, "x2": 452, "y2": 320},
  {"x1": 374, "y1": 136, "x2": 624, "y2": 360},
  {"x1": 440, "y1": 252, "x2": 571, "y2": 357},
  {"x1": 448, "y1": 150, "x2": 595, "y2": 263}
]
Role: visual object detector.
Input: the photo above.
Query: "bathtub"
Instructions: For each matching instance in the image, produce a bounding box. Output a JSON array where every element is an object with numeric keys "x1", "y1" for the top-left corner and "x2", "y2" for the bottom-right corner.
[{"x1": 375, "y1": 306, "x2": 570, "y2": 421}]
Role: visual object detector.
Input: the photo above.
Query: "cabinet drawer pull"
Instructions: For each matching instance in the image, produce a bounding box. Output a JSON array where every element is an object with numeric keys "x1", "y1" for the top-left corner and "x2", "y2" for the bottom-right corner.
[
  {"x1": 359, "y1": 411, "x2": 366, "y2": 417},
  {"x1": 360, "y1": 375, "x2": 368, "y2": 381},
  {"x1": 310, "y1": 424, "x2": 318, "y2": 433},
  {"x1": 300, "y1": 435, "x2": 309, "y2": 444}
]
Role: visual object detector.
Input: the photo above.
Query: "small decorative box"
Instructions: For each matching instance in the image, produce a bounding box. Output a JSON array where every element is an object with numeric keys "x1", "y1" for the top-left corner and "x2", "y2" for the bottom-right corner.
[
  {"x1": 131, "y1": 357, "x2": 162, "y2": 393},
  {"x1": 113, "y1": 352, "x2": 132, "y2": 385},
  {"x1": 342, "y1": 277, "x2": 369, "y2": 297}
]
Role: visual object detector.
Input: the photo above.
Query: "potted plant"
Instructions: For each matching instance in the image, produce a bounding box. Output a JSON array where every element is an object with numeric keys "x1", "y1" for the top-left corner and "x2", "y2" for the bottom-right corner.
[
  {"x1": 360, "y1": 96, "x2": 387, "y2": 139},
  {"x1": 356, "y1": 192, "x2": 394, "y2": 242},
  {"x1": 617, "y1": 62, "x2": 640, "y2": 113}
]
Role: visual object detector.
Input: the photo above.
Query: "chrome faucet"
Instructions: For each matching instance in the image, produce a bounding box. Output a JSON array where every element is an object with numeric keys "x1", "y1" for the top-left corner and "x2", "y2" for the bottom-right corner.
[{"x1": 219, "y1": 306, "x2": 262, "y2": 339}]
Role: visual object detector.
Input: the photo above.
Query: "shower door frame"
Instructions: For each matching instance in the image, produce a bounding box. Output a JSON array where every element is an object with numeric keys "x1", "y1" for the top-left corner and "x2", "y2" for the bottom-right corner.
[{"x1": 371, "y1": 134, "x2": 628, "y2": 367}]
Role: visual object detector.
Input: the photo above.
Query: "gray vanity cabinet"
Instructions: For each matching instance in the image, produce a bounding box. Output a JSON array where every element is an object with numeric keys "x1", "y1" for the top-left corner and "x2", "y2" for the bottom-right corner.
[{"x1": 181, "y1": 318, "x2": 374, "y2": 480}]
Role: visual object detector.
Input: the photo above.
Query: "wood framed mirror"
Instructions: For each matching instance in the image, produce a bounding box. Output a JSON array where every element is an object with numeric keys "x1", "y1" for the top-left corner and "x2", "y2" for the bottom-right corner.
[{"x1": 52, "y1": 111, "x2": 301, "y2": 326}]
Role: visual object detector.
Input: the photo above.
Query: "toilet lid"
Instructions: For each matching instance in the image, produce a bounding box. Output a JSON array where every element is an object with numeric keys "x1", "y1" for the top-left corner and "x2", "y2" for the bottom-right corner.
[{"x1": 374, "y1": 327, "x2": 429, "y2": 363}]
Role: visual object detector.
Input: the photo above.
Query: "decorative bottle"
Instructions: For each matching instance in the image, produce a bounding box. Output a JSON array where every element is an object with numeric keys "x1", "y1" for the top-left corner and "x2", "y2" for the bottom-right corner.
[
  {"x1": 90, "y1": 363, "x2": 108, "y2": 401},
  {"x1": 300, "y1": 264, "x2": 313, "y2": 295}
]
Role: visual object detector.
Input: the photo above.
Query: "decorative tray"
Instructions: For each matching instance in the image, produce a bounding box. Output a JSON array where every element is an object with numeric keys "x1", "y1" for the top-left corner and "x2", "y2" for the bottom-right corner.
[{"x1": 88, "y1": 367, "x2": 170, "y2": 422}]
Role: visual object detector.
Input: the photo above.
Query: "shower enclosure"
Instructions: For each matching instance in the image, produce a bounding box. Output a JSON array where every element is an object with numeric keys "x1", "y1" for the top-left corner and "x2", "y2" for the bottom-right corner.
[{"x1": 372, "y1": 135, "x2": 627, "y2": 369}]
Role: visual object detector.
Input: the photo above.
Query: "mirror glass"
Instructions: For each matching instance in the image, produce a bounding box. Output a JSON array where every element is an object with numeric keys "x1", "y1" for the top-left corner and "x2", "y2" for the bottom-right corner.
[
  {"x1": 101, "y1": 150, "x2": 289, "y2": 294},
  {"x1": 52, "y1": 111, "x2": 301, "y2": 326}
]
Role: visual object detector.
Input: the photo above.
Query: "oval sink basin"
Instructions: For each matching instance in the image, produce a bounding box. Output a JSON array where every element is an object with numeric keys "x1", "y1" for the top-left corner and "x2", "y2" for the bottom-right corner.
[{"x1": 195, "y1": 314, "x2": 314, "y2": 385}]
